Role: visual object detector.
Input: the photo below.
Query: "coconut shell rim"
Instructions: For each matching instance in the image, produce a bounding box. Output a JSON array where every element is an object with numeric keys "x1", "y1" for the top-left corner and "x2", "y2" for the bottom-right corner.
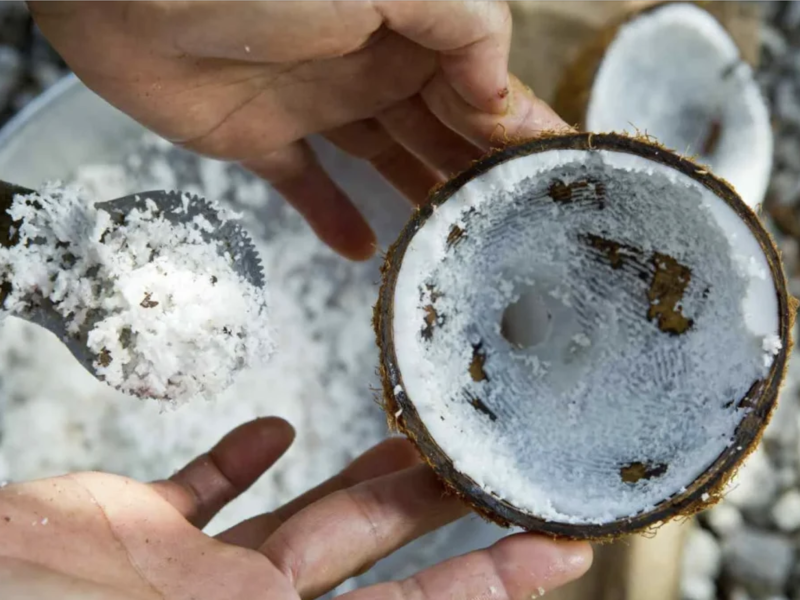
[
  {"x1": 374, "y1": 131, "x2": 792, "y2": 541},
  {"x1": 552, "y1": 0, "x2": 758, "y2": 131}
]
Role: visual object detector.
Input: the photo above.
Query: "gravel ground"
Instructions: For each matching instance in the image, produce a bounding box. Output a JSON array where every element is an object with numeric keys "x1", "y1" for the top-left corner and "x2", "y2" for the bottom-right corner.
[{"x1": 1, "y1": 3, "x2": 800, "y2": 600}]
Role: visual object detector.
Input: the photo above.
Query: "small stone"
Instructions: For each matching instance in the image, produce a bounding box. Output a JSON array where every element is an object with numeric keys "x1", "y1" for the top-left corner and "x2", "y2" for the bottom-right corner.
[
  {"x1": 724, "y1": 447, "x2": 778, "y2": 511},
  {"x1": 769, "y1": 171, "x2": 800, "y2": 206},
  {"x1": 777, "y1": 466, "x2": 797, "y2": 489},
  {"x1": 764, "y1": 388, "x2": 799, "y2": 447},
  {"x1": 683, "y1": 527, "x2": 722, "y2": 578},
  {"x1": 762, "y1": 25, "x2": 789, "y2": 60},
  {"x1": 775, "y1": 80, "x2": 800, "y2": 128},
  {"x1": 729, "y1": 588, "x2": 752, "y2": 600},
  {"x1": 777, "y1": 135, "x2": 800, "y2": 170},
  {"x1": 723, "y1": 527, "x2": 794, "y2": 594},
  {"x1": 773, "y1": 490, "x2": 800, "y2": 531},
  {"x1": 785, "y1": 0, "x2": 800, "y2": 30},
  {"x1": 681, "y1": 574, "x2": 715, "y2": 600},
  {"x1": 705, "y1": 502, "x2": 743, "y2": 537}
]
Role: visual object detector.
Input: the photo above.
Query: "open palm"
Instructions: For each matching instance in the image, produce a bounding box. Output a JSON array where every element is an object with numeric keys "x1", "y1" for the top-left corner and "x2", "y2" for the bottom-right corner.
[
  {"x1": 29, "y1": 1, "x2": 567, "y2": 261},
  {"x1": 0, "y1": 417, "x2": 591, "y2": 599}
]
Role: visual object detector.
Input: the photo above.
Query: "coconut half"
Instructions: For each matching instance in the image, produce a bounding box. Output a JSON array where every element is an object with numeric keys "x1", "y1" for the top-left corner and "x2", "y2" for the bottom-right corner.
[
  {"x1": 553, "y1": 2, "x2": 772, "y2": 209},
  {"x1": 375, "y1": 133, "x2": 792, "y2": 539}
]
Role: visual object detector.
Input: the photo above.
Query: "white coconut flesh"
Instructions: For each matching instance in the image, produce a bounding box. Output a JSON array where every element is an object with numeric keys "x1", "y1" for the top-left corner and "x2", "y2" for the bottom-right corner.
[
  {"x1": 585, "y1": 3, "x2": 772, "y2": 209},
  {"x1": 391, "y1": 148, "x2": 781, "y2": 525}
]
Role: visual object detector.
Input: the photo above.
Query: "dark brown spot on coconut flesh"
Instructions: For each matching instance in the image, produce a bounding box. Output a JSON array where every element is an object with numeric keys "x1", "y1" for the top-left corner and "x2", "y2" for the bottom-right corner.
[
  {"x1": 584, "y1": 234, "x2": 638, "y2": 270},
  {"x1": 447, "y1": 225, "x2": 465, "y2": 250},
  {"x1": 620, "y1": 461, "x2": 668, "y2": 484},
  {"x1": 469, "y1": 342, "x2": 489, "y2": 382},
  {"x1": 548, "y1": 178, "x2": 606, "y2": 209},
  {"x1": 584, "y1": 235, "x2": 694, "y2": 335},
  {"x1": 97, "y1": 347, "x2": 112, "y2": 367},
  {"x1": 421, "y1": 305, "x2": 438, "y2": 341},
  {"x1": 420, "y1": 284, "x2": 444, "y2": 341},
  {"x1": 467, "y1": 394, "x2": 497, "y2": 421},
  {"x1": 140, "y1": 292, "x2": 159, "y2": 308},
  {"x1": 648, "y1": 254, "x2": 693, "y2": 335}
]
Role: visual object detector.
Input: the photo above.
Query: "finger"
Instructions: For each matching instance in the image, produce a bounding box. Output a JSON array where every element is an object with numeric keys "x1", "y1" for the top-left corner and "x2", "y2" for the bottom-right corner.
[
  {"x1": 141, "y1": 0, "x2": 511, "y2": 114},
  {"x1": 216, "y1": 437, "x2": 420, "y2": 549},
  {"x1": 150, "y1": 417, "x2": 295, "y2": 528},
  {"x1": 375, "y1": 0, "x2": 513, "y2": 113},
  {"x1": 242, "y1": 140, "x2": 377, "y2": 261},
  {"x1": 424, "y1": 73, "x2": 571, "y2": 151},
  {"x1": 325, "y1": 119, "x2": 442, "y2": 205},
  {"x1": 260, "y1": 463, "x2": 469, "y2": 599},
  {"x1": 341, "y1": 533, "x2": 593, "y2": 600},
  {"x1": 377, "y1": 95, "x2": 484, "y2": 178}
]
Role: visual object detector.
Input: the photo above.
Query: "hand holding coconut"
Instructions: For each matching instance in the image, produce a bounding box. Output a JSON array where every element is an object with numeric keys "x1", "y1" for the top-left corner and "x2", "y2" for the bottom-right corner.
[
  {"x1": 29, "y1": 0, "x2": 566, "y2": 261},
  {"x1": 14, "y1": 0, "x2": 792, "y2": 590}
]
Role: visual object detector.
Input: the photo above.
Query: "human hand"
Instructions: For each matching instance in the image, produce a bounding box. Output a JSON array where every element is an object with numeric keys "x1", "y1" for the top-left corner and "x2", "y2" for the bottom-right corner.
[
  {"x1": 29, "y1": 1, "x2": 568, "y2": 261},
  {"x1": 0, "y1": 417, "x2": 591, "y2": 599}
]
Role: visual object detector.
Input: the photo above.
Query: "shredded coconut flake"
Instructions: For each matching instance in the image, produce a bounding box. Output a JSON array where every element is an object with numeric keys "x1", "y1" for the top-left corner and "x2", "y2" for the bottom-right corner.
[{"x1": 0, "y1": 182, "x2": 274, "y2": 403}]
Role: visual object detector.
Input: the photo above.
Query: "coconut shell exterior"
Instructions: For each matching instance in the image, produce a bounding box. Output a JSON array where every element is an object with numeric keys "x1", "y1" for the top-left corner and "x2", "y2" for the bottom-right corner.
[
  {"x1": 373, "y1": 132, "x2": 793, "y2": 540},
  {"x1": 551, "y1": 1, "x2": 762, "y2": 130}
]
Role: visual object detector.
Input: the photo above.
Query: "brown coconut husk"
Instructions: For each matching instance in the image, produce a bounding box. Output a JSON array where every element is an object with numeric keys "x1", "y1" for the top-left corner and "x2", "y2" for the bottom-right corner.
[{"x1": 373, "y1": 131, "x2": 793, "y2": 541}]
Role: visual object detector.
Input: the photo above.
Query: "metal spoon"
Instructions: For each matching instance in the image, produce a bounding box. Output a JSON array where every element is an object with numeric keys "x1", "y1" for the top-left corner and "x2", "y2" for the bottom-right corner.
[{"x1": 0, "y1": 179, "x2": 264, "y2": 381}]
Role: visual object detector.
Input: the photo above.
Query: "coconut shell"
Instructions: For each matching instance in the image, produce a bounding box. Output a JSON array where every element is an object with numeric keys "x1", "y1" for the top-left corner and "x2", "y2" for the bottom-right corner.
[
  {"x1": 374, "y1": 131, "x2": 793, "y2": 540},
  {"x1": 550, "y1": 1, "x2": 762, "y2": 130}
]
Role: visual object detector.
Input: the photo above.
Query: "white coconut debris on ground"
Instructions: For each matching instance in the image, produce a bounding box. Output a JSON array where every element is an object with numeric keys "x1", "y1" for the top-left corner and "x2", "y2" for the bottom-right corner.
[
  {"x1": 393, "y1": 148, "x2": 780, "y2": 524},
  {"x1": 0, "y1": 183, "x2": 274, "y2": 403},
  {"x1": 586, "y1": 2, "x2": 773, "y2": 210}
]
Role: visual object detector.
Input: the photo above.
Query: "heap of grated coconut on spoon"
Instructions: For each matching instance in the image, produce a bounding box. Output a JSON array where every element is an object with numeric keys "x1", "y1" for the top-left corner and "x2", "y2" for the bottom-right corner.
[{"x1": 0, "y1": 181, "x2": 274, "y2": 404}]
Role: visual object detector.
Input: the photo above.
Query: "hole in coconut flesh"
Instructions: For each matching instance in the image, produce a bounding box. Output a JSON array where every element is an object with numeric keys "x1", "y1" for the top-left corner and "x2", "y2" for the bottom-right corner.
[
  {"x1": 501, "y1": 290, "x2": 553, "y2": 349},
  {"x1": 391, "y1": 148, "x2": 781, "y2": 525},
  {"x1": 585, "y1": 3, "x2": 772, "y2": 208}
]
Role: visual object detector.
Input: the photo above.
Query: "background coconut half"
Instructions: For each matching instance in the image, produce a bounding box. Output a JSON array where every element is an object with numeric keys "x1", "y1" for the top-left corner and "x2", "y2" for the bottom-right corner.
[
  {"x1": 552, "y1": 2, "x2": 772, "y2": 210},
  {"x1": 375, "y1": 132, "x2": 792, "y2": 540}
]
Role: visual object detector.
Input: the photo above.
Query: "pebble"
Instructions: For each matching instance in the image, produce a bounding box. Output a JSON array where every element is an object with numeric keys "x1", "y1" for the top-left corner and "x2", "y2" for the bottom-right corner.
[
  {"x1": 731, "y1": 589, "x2": 753, "y2": 600},
  {"x1": 768, "y1": 171, "x2": 800, "y2": 206},
  {"x1": 773, "y1": 490, "x2": 800, "y2": 532},
  {"x1": 682, "y1": 575, "x2": 716, "y2": 600},
  {"x1": 724, "y1": 448, "x2": 778, "y2": 511},
  {"x1": 775, "y1": 80, "x2": 800, "y2": 129},
  {"x1": 683, "y1": 527, "x2": 723, "y2": 579},
  {"x1": 705, "y1": 503, "x2": 744, "y2": 537},
  {"x1": 723, "y1": 528, "x2": 794, "y2": 595},
  {"x1": 762, "y1": 24, "x2": 789, "y2": 60}
]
